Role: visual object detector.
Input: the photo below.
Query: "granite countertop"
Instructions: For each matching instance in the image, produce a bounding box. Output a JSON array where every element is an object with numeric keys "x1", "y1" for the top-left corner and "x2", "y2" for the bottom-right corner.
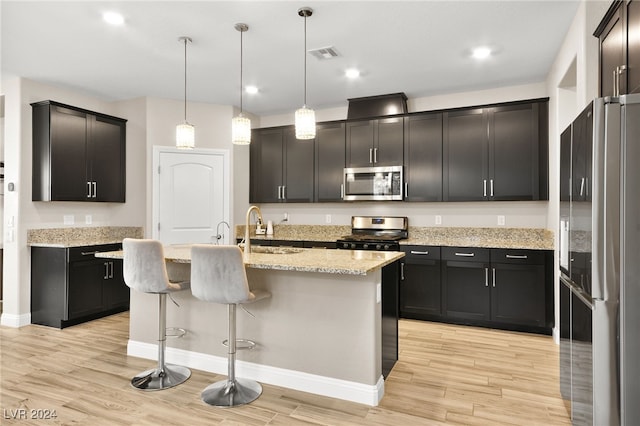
[
  {"x1": 237, "y1": 225, "x2": 554, "y2": 251},
  {"x1": 97, "y1": 244, "x2": 404, "y2": 276},
  {"x1": 27, "y1": 226, "x2": 144, "y2": 248}
]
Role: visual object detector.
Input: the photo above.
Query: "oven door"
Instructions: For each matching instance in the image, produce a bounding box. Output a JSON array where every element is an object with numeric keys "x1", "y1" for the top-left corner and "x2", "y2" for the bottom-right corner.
[{"x1": 343, "y1": 166, "x2": 403, "y2": 201}]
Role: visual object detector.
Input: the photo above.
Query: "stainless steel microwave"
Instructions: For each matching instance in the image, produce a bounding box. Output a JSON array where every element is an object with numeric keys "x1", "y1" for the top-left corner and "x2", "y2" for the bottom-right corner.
[{"x1": 342, "y1": 166, "x2": 403, "y2": 201}]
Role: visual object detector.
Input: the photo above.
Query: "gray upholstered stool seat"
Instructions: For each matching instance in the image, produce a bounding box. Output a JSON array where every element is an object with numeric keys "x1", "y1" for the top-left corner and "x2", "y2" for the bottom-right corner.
[
  {"x1": 122, "y1": 238, "x2": 191, "y2": 391},
  {"x1": 190, "y1": 244, "x2": 271, "y2": 407}
]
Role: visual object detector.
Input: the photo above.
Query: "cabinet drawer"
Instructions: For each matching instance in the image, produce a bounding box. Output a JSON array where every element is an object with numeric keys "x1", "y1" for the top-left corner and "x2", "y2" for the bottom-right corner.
[
  {"x1": 490, "y1": 249, "x2": 544, "y2": 265},
  {"x1": 442, "y1": 246, "x2": 490, "y2": 262},
  {"x1": 402, "y1": 245, "x2": 440, "y2": 262},
  {"x1": 68, "y1": 243, "x2": 122, "y2": 262}
]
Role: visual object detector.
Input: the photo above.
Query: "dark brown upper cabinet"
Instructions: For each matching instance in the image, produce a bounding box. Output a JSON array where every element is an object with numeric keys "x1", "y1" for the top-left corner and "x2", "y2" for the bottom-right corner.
[
  {"x1": 31, "y1": 100, "x2": 126, "y2": 202},
  {"x1": 595, "y1": 0, "x2": 640, "y2": 96},
  {"x1": 314, "y1": 121, "x2": 346, "y2": 202},
  {"x1": 403, "y1": 113, "x2": 443, "y2": 201},
  {"x1": 346, "y1": 117, "x2": 403, "y2": 167},
  {"x1": 443, "y1": 100, "x2": 548, "y2": 202},
  {"x1": 250, "y1": 126, "x2": 314, "y2": 203}
]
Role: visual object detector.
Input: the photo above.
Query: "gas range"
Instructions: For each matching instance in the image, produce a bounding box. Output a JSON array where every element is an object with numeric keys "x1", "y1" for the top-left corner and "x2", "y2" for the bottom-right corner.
[{"x1": 336, "y1": 216, "x2": 408, "y2": 251}]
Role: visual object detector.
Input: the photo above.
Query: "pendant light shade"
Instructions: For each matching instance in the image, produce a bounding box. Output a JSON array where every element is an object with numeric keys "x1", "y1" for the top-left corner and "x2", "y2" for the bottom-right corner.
[
  {"x1": 232, "y1": 23, "x2": 251, "y2": 145},
  {"x1": 176, "y1": 36, "x2": 194, "y2": 149},
  {"x1": 295, "y1": 7, "x2": 315, "y2": 140}
]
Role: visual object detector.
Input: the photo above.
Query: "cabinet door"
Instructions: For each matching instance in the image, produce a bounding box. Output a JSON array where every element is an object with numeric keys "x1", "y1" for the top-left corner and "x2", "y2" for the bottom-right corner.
[
  {"x1": 251, "y1": 128, "x2": 284, "y2": 203},
  {"x1": 490, "y1": 262, "x2": 545, "y2": 326},
  {"x1": 89, "y1": 115, "x2": 126, "y2": 202},
  {"x1": 104, "y1": 259, "x2": 130, "y2": 310},
  {"x1": 375, "y1": 117, "x2": 404, "y2": 166},
  {"x1": 443, "y1": 260, "x2": 491, "y2": 321},
  {"x1": 627, "y1": 0, "x2": 640, "y2": 94},
  {"x1": 404, "y1": 113, "x2": 443, "y2": 201},
  {"x1": 599, "y1": 3, "x2": 625, "y2": 97},
  {"x1": 443, "y1": 108, "x2": 488, "y2": 201},
  {"x1": 68, "y1": 259, "x2": 105, "y2": 320},
  {"x1": 49, "y1": 105, "x2": 89, "y2": 201},
  {"x1": 346, "y1": 120, "x2": 375, "y2": 167},
  {"x1": 315, "y1": 122, "x2": 346, "y2": 202},
  {"x1": 400, "y1": 255, "x2": 442, "y2": 318},
  {"x1": 489, "y1": 103, "x2": 539, "y2": 200},
  {"x1": 284, "y1": 127, "x2": 314, "y2": 202}
]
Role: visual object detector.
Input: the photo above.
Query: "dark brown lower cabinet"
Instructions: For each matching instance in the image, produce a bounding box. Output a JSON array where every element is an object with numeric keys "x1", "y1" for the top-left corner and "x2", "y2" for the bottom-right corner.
[
  {"x1": 31, "y1": 243, "x2": 129, "y2": 328},
  {"x1": 401, "y1": 245, "x2": 553, "y2": 335}
]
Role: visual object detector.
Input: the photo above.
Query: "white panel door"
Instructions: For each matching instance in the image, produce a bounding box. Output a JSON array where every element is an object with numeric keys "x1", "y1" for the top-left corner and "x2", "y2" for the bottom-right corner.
[{"x1": 153, "y1": 147, "x2": 230, "y2": 245}]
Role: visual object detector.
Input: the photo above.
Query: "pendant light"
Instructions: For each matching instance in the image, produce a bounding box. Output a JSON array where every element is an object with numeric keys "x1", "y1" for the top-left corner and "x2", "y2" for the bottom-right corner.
[
  {"x1": 176, "y1": 36, "x2": 195, "y2": 149},
  {"x1": 295, "y1": 7, "x2": 316, "y2": 140},
  {"x1": 232, "y1": 23, "x2": 251, "y2": 145}
]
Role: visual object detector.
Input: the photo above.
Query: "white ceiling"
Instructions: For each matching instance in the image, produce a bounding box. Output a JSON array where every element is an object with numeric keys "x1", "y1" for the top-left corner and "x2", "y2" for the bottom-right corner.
[{"x1": 1, "y1": 1, "x2": 581, "y2": 116}]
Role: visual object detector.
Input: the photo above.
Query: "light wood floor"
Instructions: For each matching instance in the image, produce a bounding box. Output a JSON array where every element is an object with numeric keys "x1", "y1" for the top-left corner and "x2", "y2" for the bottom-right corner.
[{"x1": 0, "y1": 312, "x2": 570, "y2": 425}]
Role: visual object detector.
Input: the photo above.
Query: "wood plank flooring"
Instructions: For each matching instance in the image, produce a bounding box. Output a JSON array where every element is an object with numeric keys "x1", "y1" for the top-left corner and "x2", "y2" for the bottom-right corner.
[{"x1": 0, "y1": 313, "x2": 570, "y2": 425}]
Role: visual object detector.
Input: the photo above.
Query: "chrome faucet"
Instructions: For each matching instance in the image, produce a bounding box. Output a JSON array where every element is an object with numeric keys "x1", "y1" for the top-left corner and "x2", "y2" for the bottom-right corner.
[
  {"x1": 244, "y1": 205, "x2": 263, "y2": 259},
  {"x1": 215, "y1": 221, "x2": 230, "y2": 245}
]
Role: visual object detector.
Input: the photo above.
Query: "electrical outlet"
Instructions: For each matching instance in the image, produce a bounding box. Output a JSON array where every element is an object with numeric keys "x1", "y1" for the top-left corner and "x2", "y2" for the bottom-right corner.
[
  {"x1": 435, "y1": 215, "x2": 442, "y2": 225},
  {"x1": 63, "y1": 215, "x2": 74, "y2": 225},
  {"x1": 498, "y1": 215, "x2": 505, "y2": 226},
  {"x1": 325, "y1": 214, "x2": 332, "y2": 224},
  {"x1": 85, "y1": 214, "x2": 92, "y2": 224}
]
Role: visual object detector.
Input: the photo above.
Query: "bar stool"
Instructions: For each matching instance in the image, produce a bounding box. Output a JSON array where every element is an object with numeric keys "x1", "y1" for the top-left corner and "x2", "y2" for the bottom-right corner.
[
  {"x1": 190, "y1": 244, "x2": 271, "y2": 407},
  {"x1": 122, "y1": 238, "x2": 191, "y2": 391}
]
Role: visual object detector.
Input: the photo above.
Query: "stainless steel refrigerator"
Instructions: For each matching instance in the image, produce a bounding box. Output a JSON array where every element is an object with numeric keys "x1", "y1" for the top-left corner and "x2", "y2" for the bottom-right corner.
[{"x1": 559, "y1": 94, "x2": 640, "y2": 425}]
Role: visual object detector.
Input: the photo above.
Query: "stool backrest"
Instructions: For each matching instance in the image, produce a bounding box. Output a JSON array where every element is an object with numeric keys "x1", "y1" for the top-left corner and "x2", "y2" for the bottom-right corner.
[
  {"x1": 190, "y1": 245, "x2": 251, "y2": 304},
  {"x1": 123, "y1": 238, "x2": 171, "y2": 294}
]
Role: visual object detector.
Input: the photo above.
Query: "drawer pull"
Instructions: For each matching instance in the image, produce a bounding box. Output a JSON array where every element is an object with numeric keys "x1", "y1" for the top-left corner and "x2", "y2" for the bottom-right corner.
[
  {"x1": 485, "y1": 267, "x2": 489, "y2": 287},
  {"x1": 81, "y1": 251, "x2": 99, "y2": 256},
  {"x1": 506, "y1": 254, "x2": 528, "y2": 259},
  {"x1": 410, "y1": 250, "x2": 429, "y2": 255},
  {"x1": 454, "y1": 252, "x2": 475, "y2": 257}
]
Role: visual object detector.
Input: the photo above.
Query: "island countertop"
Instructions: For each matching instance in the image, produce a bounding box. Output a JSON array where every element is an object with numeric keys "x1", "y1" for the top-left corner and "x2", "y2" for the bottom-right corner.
[{"x1": 97, "y1": 244, "x2": 404, "y2": 276}]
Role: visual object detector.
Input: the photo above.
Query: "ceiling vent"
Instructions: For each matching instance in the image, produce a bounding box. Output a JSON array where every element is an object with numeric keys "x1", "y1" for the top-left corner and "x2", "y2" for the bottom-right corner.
[{"x1": 309, "y1": 46, "x2": 340, "y2": 60}]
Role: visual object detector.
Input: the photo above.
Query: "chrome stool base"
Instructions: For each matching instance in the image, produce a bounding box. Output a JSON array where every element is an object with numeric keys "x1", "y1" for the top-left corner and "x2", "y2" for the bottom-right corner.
[
  {"x1": 201, "y1": 378, "x2": 262, "y2": 407},
  {"x1": 131, "y1": 364, "x2": 191, "y2": 391}
]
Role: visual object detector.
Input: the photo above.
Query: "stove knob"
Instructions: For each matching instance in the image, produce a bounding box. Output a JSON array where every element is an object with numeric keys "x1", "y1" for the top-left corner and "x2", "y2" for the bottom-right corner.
[
  {"x1": 383, "y1": 244, "x2": 390, "y2": 250},
  {"x1": 376, "y1": 244, "x2": 382, "y2": 250},
  {"x1": 350, "y1": 243, "x2": 356, "y2": 249},
  {"x1": 342, "y1": 242, "x2": 349, "y2": 249},
  {"x1": 363, "y1": 244, "x2": 369, "y2": 249}
]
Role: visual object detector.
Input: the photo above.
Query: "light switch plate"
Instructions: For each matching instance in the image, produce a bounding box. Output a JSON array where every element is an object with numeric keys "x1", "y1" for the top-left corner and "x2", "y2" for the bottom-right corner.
[
  {"x1": 63, "y1": 215, "x2": 74, "y2": 225},
  {"x1": 435, "y1": 215, "x2": 442, "y2": 225},
  {"x1": 497, "y1": 215, "x2": 505, "y2": 226},
  {"x1": 85, "y1": 215, "x2": 92, "y2": 224},
  {"x1": 325, "y1": 214, "x2": 332, "y2": 224}
]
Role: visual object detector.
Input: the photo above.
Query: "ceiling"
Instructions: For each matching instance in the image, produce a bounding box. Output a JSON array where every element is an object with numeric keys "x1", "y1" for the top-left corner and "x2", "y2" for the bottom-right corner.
[{"x1": 1, "y1": 1, "x2": 581, "y2": 116}]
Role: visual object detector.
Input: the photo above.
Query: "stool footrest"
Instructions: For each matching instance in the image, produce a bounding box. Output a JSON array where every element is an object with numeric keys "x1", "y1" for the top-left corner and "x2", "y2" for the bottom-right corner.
[
  {"x1": 222, "y1": 338, "x2": 256, "y2": 350},
  {"x1": 166, "y1": 327, "x2": 187, "y2": 338}
]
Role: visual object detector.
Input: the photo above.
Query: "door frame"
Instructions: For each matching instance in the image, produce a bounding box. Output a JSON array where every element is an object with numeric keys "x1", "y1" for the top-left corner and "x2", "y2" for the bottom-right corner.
[{"x1": 151, "y1": 146, "x2": 231, "y2": 241}]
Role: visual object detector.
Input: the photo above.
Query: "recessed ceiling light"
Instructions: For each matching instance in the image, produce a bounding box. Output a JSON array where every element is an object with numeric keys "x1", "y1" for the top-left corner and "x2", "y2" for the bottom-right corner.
[
  {"x1": 245, "y1": 86, "x2": 258, "y2": 94},
  {"x1": 472, "y1": 47, "x2": 491, "y2": 60},
  {"x1": 103, "y1": 11, "x2": 125, "y2": 26},
  {"x1": 345, "y1": 69, "x2": 360, "y2": 79}
]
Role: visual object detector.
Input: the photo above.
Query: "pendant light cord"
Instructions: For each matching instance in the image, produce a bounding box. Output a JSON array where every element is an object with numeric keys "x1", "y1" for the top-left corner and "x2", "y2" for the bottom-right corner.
[
  {"x1": 183, "y1": 37, "x2": 188, "y2": 122},
  {"x1": 240, "y1": 29, "x2": 244, "y2": 114},
  {"x1": 303, "y1": 13, "x2": 307, "y2": 107}
]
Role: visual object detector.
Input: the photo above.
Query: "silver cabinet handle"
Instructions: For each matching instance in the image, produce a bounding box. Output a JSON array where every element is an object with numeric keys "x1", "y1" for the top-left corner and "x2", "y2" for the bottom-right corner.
[
  {"x1": 92, "y1": 181, "x2": 97, "y2": 198},
  {"x1": 81, "y1": 251, "x2": 98, "y2": 256},
  {"x1": 282, "y1": 185, "x2": 286, "y2": 200},
  {"x1": 400, "y1": 263, "x2": 405, "y2": 281},
  {"x1": 277, "y1": 186, "x2": 281, "y2": 199},
  {"x1": 506, "y1": 254, "x2": 528, "y2": 259},
  {"x1": 492, "y1": 267, "x2": 496, "y2": 287},
  {"x1": 369, "y1": 148, "x2": 373, "y2": 164},
  {"x1": 613, "y1": 65, "x2": 627, "y2": 97},
  {"x1": 374, "y1": 148, "x2": 378, "y2": 163},
  {"x1": 410, "y1": 250, "x2": 430, "y2": 255},
  {"x1": 87, "y1": 181, "x2": 92, "y2": 198},
  {"x1": 483, "y1": 179, "x2": 487, "y2": 197},
  {"x1": 490, "y1": 179, "x2": 494, "y2": 197},
  {"x1": 405, "y1": 182, "x2": 408, "y2": 198},
  {"x1": 340, "y1": 184, "x2": 345, "y2": 199},
  {"x1": 455, "y1": 252, "x2": 475, "y2": 257},
  {"x1": 104, "y1": 262, "x2": 109, "y2": 279},
  {"x1": 110, "y1": 261, "x2": 114, "y2": 278},
  {"x1": 485, "y1": 267, "x2": 489, "y2": 287},
  {"x1": 579, "y1": 177, "x2": 585, "y2": 197}
]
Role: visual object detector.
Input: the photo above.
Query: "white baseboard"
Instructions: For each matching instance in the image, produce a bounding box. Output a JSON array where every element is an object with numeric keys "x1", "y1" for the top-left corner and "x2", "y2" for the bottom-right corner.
[
  {"x1": 1, "y1": 312, "x2": 31, "y2": 328},
  {"x1": 128, "y1": 340, "x2": 384, "y2": 406}
]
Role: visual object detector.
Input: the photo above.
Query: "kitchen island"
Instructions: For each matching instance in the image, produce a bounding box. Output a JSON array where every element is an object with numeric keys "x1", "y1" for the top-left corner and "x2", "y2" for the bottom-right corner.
[{"x1": 98, "y1": 245, "x2": 403, "y2": 406}]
